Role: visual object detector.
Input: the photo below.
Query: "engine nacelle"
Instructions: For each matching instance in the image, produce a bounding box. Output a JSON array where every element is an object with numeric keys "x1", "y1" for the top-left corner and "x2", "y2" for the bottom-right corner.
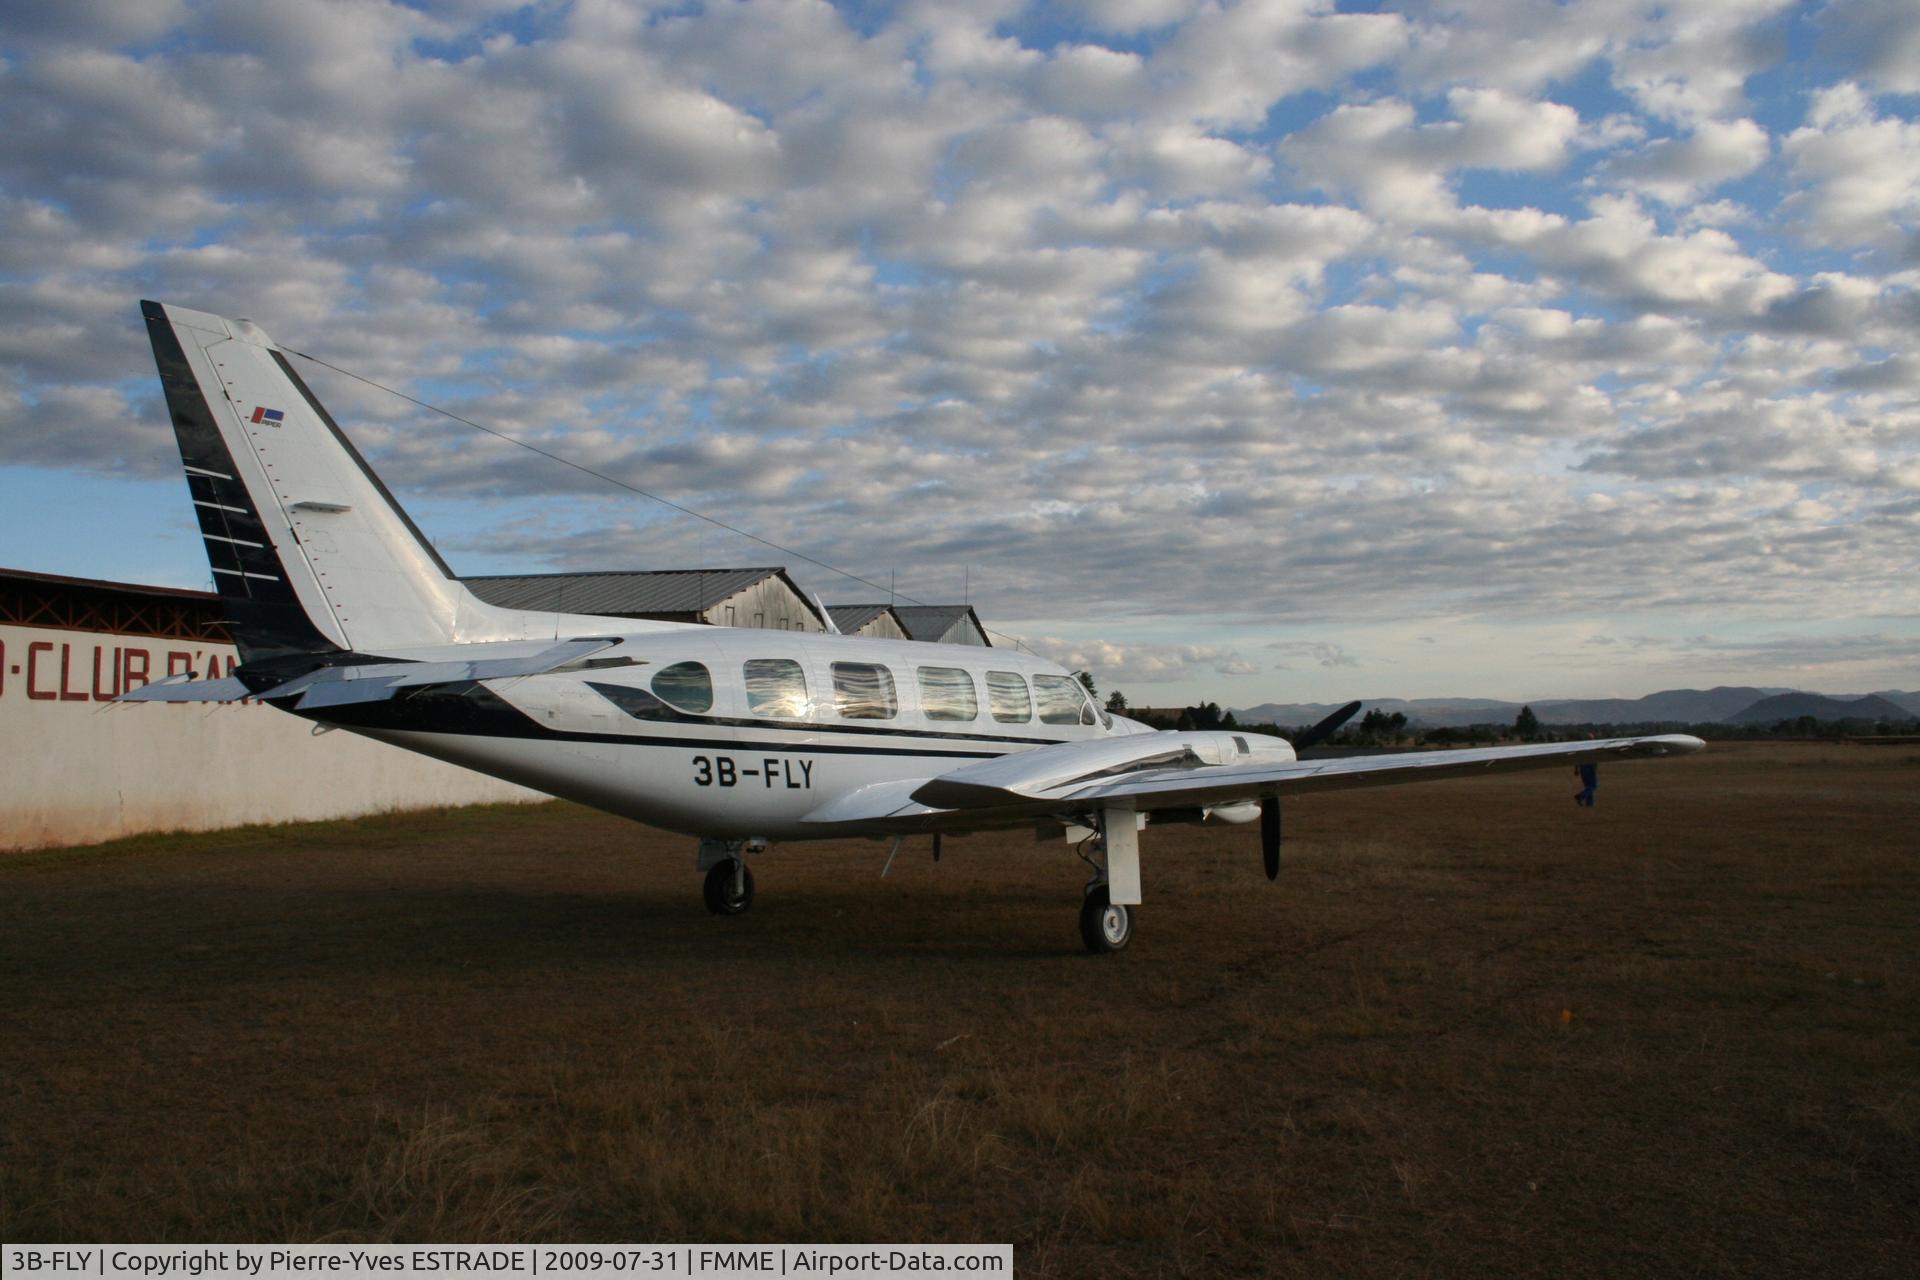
[{"x1": 1207, "y1": 801, "x2": 1262, "y2": 825}]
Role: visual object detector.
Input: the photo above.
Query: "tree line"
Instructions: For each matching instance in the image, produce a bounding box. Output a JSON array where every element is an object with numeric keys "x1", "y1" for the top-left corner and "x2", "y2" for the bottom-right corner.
[{"x1": 1093, "y1": 684, "x2": 1919, "y2": 747}]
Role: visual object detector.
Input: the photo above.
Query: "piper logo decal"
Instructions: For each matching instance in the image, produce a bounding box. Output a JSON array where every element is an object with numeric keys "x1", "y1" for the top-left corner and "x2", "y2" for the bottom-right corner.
[{"x1": 250, "y1": 405, "x2": 285, "y2": 426}]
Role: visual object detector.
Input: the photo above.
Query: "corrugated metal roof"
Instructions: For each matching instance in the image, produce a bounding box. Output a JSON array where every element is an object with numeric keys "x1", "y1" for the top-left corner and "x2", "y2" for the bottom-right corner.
[
  {"x1": 463, "y1": 568, "x2": 790, "y2": 617},
  {"x1": 894, "y1": 605, "x2": 983, "y2": 641},
  {"x1": 2, "y1": 565, "x2": 217, "y2": 603},
  {"x1": 827, "y1": 604, "x2": 893, "y2": 633},
  {"x1": 834, "y1": 604, "x2": 989, "y2": 644}
]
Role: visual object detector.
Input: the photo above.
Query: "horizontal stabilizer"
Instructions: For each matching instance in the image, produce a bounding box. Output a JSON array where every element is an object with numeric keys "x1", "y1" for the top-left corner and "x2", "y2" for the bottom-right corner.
[
  {"x1": 261, "y1": 637, "x2": 624, "y2": 709},
  {"x1": 115, "y1": 674, "x2": 255, "y2": 703}
]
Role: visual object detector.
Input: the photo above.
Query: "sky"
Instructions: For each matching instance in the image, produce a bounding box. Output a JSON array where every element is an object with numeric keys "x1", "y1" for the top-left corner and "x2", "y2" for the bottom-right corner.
[{"x1": 1, "y1": 0, "x2": 1917, "y2": 708}]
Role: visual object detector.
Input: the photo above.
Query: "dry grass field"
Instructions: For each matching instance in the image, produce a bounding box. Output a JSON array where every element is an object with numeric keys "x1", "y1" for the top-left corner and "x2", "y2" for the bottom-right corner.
[{"x1": 2, "y1": 741, "x2": 1915, "y2": 1276}]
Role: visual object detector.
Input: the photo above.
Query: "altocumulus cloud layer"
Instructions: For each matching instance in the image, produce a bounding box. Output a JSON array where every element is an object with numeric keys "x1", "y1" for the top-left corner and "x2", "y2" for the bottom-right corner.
[{"x1": 1, "y1": 0, "x2": 1916, "y2": 699}]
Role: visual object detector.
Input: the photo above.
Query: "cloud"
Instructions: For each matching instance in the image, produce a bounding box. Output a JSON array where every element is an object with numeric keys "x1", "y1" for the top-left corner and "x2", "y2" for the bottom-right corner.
[
  {"x1": 1265, "y1": 641, "x2": 1361, "y2": 669},
  {"x1": 1403, "y1": 0, "x2": 1795, "y2": 124},
  {"x1": 1816, "y1": 0, "x2": 1920, "y2": 95},
  {"x1": 1603, "y1": 118, "x2": 1771, "y2": 206},
  {"x1": 1783, "y1": 83, "x2": 1920, "y2": 251},
  {"x1": 1667, "y1": 628, "x2": 1920, "y2": 684},
  {"x1": 0, "y1": 0, "x2": 1914, "y2": 704},
  {"x1": 1024, "y1": 637, "x2": 1262, "y2": 686},
  {"x1": 1459, "y1": 196, "x2": 1797, "y2": 320},
  {"x1": 1279, "y1": 89, "x2": 1582, "y2": 220}
]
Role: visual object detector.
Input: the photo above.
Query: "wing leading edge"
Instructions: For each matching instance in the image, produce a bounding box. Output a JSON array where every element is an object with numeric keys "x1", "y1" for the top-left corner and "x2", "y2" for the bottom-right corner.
[{"x1": 800, "y1": 732, "x2": 1705, "y2": 833}]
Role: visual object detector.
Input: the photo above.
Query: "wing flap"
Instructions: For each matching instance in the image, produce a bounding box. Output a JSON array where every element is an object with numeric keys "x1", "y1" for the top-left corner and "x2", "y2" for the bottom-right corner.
[
  {"x1": 910, "y1": 734, "x2": 1219, "y2": 809},
  {"x1": 800, "y1": 779, "x2": 943, "y2": 828}
]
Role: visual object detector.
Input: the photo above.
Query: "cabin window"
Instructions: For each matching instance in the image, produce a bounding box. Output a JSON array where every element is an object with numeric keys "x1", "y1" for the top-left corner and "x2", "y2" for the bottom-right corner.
[
  {"x1": 650, "y1": 661, "x2": 713, "y2": 714},
  {"x1": 986, "y1": 671, "x2": 1031, "y2": 724},
  {"x1": 1034, "y1": 674, "x2": 1094, "y2": 726},
  {"x1": 917, "y1": 666, "x2": 978, "y2": 721},
  {"x1": 744, "y1": 658, "x2": 809, "y2": 718},
  {"x1": 832, "y1": 662, "x2": 897, "y2": 720}
]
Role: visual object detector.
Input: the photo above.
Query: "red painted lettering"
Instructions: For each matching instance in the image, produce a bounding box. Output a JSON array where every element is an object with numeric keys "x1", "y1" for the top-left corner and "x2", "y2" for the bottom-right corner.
[
  {"x1": 122, "y1": 648, "x2": 150, "y2": 692},
  {"x1": 92, "y1": 646, "x2": 121, "y2": 701},
  {"x1": 27, "y1": 641, "x2": 55, "y2": 700},
  {"x1": 59, "y1": 644, "x2": 90, "y2": 701},
  {"x1": 0, "y1": 637, "x2": 6, "y2": 698},
  {"x1": 168, "y1": 650, "x2": 193, "y2": 678}
]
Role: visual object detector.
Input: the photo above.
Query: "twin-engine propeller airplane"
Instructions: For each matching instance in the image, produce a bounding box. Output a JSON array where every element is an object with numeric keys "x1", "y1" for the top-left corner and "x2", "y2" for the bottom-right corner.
[{"x1": 123, "y1": 300, "x2": 1704, "y2": 952}]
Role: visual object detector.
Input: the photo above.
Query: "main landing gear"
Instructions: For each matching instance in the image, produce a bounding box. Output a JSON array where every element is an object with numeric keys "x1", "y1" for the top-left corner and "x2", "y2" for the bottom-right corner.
[
  {"x1": 698, "y1": 838, "x2": 765, "y2": 916},
  {"x1": 1079, "y1": 882, "x2": 1133, "y2": 953},
  {"x1": 1074, "y1": 806, "x2": 1143, "y2": 954}
]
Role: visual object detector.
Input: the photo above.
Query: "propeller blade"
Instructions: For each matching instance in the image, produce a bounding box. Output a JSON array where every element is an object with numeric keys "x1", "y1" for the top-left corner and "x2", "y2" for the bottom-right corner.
[
  {"x1": 1292, "y1": 700, "x2": 1363, "y2": 752},
  {"x1": 1260, "y1": 797, "x2": 1280, "y2": 880}
]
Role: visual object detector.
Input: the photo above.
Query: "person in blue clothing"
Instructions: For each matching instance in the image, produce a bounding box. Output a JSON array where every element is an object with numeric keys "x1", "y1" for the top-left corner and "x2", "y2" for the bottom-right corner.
[{"x1": 1574, "y1": 761, "x2": 1599, "y2": 807}]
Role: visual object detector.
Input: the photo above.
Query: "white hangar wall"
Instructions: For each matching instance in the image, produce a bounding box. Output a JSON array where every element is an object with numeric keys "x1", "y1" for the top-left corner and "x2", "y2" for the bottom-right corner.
[{"x1": 0, "y1": 574, "x2": 542, "y2": 852}]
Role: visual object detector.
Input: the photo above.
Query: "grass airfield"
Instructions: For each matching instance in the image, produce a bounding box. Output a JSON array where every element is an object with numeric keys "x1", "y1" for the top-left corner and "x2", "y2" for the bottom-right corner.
[{"x1": 2, "y1": 741, "x2": 1914, "y2": 1276}]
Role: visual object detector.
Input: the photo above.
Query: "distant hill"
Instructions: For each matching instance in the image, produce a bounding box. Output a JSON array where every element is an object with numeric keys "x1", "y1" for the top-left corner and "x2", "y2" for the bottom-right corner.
[
  {"x1": 1235, "y1": 697, "x2": 1527, "y2": 729},
  {"x1": 1232, "y1": 686, "x2": 1915, "y2": 729},
  {"x1": 1725, "y1": 693, "x2": 1914, "y2": 724},
  {"x1": 1532, "y1": 687, "x2": 1780, "y2": 725},
  {"x1": 1871, "y1": 690, "x2": 1920, "y2": 716}
]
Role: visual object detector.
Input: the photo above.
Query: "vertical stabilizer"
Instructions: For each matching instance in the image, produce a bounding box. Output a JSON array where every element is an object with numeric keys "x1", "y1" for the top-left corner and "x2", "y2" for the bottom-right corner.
[{"x1": 145, "y1": 301, "x2": 505, "y2": 657}]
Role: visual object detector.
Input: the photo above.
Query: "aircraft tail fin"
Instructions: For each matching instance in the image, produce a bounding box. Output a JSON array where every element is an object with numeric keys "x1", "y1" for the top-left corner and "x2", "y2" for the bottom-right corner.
[{"x1": 143, "y1": 300, "x2": 591, "y2": 660}]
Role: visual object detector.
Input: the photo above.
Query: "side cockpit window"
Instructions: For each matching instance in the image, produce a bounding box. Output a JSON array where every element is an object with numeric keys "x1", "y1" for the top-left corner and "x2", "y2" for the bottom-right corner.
[
  {"x1": 1033, "y1": 673, "x2": 1094, "y2": 725},
  {"x1": 651, "y1": 661, "x2": 713, "y2": 714},
  {"x1": 744, "y1": 658, "x2": 809, "y2": 718},
  {"x1": 986, "y1": 671, "x2": 1031, "y2": 724},
  {"x1": 918, "y1": 666, "x2": 978, "y2": 721},
  {"x1": 832, "y1": 661, "x2": 898, "y2": 720}
]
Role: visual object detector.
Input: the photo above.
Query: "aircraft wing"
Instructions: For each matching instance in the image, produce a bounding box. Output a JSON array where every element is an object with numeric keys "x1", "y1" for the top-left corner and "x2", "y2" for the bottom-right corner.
[{"x1": 801, "y1": 732, "x2": 1705, "y2": 833}]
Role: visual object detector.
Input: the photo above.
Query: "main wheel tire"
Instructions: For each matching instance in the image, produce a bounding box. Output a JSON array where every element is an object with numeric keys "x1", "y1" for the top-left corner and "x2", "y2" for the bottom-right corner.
[
  {"x1": 703, "y1": 859, "x2": 755, "y2": 915},
  {"x1": 1078, "y1": 884, "x2": 1132, "y2": 954}
]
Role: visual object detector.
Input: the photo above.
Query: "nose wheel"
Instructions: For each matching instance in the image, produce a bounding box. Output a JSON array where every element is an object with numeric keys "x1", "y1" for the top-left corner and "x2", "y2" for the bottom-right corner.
[
  {"x1": 1079, "y1": 883, "x2": 1133, "y2": 953},
  {"x1": 703, "y1": 858, "x2": 755, "y2": 915}
]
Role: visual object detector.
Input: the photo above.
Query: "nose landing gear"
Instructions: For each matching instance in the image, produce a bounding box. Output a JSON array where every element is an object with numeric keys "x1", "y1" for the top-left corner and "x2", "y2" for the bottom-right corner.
[
  {"x1": 697, "y1": 837, "x2": 766, "y2": 916},
  {"x1": 703, "y1": 858, "x2": 755, "y2": 915}
]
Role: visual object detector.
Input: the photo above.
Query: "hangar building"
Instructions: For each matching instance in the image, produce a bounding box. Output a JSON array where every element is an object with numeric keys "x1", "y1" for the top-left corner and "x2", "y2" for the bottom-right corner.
[
  {"x1": 831, "y1": 603, "x2": 992, "y2": 646},
  {"x1": 826, "y1": 604, "x2": 908, "y2": 640},
  {"x1": 0, "y1": 567, "x2": 539, "y2": 851}
]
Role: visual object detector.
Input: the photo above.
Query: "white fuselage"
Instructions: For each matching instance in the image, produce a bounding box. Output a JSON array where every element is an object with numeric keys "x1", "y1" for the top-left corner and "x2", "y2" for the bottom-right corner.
[{"x1": 333, "y1": 625, "x2": 1157, "y2": 840}]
